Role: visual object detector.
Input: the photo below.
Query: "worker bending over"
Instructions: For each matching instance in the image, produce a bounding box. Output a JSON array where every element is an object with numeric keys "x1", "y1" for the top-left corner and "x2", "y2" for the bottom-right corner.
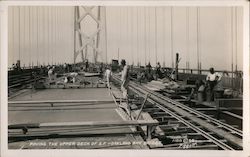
[
  {"x1": 64, "y1": 72, "x2": 78, "y2": 84},
  {"x1": 206, "y1": 67, "x2": 222, "y2": 101}
]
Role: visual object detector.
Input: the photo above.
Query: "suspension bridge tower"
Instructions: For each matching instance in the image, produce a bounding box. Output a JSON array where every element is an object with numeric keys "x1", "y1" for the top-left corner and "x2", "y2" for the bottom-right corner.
[{"x1": 73, "y1": 6, "x2": 107, "y2": 64}]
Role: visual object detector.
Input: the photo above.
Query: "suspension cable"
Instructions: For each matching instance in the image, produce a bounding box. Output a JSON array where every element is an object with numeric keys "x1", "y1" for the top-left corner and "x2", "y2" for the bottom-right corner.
[
  {"x1": 231, "y1": 7, "x2": 234, "y2": 77},
  {"x1": 155, "y1": 7, "x2": 158, "y2": 65},
  {"x1": 131, "y1": 7, "x2": 134, "y2": 65},
  {"x1": 170, "y1": 7, "x2": 174, "y2": 68},
  {"x1": 136, "y1": 7, "x2": 139, "y2": 66},
  {"x1": 18, "y1": 7, "x2": 21, "y2": 62},
  {"x1": 235, "y1": 7, "x2": 238, "y2": 71},
  {"x1": 28, "y1": 7, "x2": 31, "y2": 67},
  {"x1": 196, "y1": 7, "x2": 200, "y2": 72},
  {"x1": 148, "y1": 8, "x2": 152, "y2": 64},
  {"x1": 144, "y1": 7, "x2": 147, "y2": 65},
  {"x1": 186, "y1": 7, "x2": 189, "y2": 70},
  {"x1": 163, "y1": 7, "x2": 165, "y2": 67}
]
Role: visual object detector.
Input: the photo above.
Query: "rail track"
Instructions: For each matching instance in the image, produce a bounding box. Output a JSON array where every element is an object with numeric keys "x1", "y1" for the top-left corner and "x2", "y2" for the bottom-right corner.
[
  {"x1": 112, "y1": 75, "x2": 242, "y2": 150},
  {"x1": 8, "y1": 69, "x2": 46, "y2": 97}
]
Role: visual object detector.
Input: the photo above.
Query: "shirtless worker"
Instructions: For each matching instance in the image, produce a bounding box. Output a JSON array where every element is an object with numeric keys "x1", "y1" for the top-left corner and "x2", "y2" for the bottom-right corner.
[
  {"x1": 120, "y1": 59, "x2": 130, "y2": 99},
  {"x1": 120, "y1": 59, "x2": 132, "y2": 116}
]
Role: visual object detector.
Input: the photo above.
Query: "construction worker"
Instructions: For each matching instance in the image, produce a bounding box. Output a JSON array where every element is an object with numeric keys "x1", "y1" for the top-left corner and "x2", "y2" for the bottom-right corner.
[
  {"x1": 206, "y1": 67, "x2": 222, "y2": 101},
  {"x1": 104, "y1": 66, "x2": 112, "y2": 89},
  {"x1": 70, "y1": 72, "x2": 78, "y2": 83},
  {"x1": 85, "y1": 59, "x2": 89, "y2": 72},
  {"x1": 120, "y1": 59, "x2": 130, "y2": 99},
  {"x1": 156, "y1": 62, "x2": 162, "y2": 79},
  {"x1": 48, "y1": 67, "x2": 54, "y2": 82},
  {"x1": 146, "y1": 62, "x2": 152, "y2": 73},
  {"x1": 63, "y1": 63, "x2": 67, "y2": 73},
  {"x1": 145, "y1": 62, "x2": 153, "y2": 81}
]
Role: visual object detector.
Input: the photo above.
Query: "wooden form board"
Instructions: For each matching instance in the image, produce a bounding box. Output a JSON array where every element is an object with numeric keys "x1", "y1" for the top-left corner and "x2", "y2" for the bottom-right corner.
[{"x1": 9, "y1": 120, "x2": 159, "y2": 129}]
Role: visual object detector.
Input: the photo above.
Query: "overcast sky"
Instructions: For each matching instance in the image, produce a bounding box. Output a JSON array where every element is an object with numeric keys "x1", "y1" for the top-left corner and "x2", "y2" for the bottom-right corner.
[{"x1": 8, "y1": 6, "x2": 243, "y2": 71}]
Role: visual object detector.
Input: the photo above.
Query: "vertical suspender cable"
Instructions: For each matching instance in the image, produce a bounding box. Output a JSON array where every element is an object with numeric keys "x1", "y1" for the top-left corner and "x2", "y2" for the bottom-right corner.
[
  {"x1": 235, "y1": 7, "x2": 238, "y2": 71},
  {"x1": 52, "y1": 7, "x2": 54, "y2": 65},
  {"x1": 196, "y1": 7, "x2": 200, "y2": 73},
  {"x1": 37, "y1": 7, "x2": 39, "y2": 66},
  {"x1": 136, "y1": 7, "x2": 139, "y2": 66},
  {"x1": 46, "y1": 7, "x2": 49, "y2": 65},
  {"x1": 231, "y1": 7, "x2": 234, "y2": 83},
  {"x1": 198, "y1": 7, "x2": 201, "y2": 72},
  {"x1": 163, "y1": 7, "x2": 165, "y2": 67},
  {"x1": 54, "y1": 8, "x2": 56, "y2": 64},
  {"x1": 28, "y1": 7, "x2": 31, "y2": 67},
  {"x1": 58, "y1": 7, "x2": 60, "y2": 64},
  {"x1": 144, "y1": 7, "x2": 147, "y2": 65},
  {"x1": 43, "y1": 7, "x2": 45, "y2": 65},
  {"x1": 73, "y1": 7, "x2": 76, "y2": 65},
  {"x1": 57, "y1": 7, "x2": 60, "y2": 64},
  {"x1": 18, "y1": 7, "x2": 20, "y2": 62},
  {"x1": 60, "y1": 8, "x2": 63, "y2": 64},
  {"x1": 170, "y1": 7, "x2": 174, "y2": 68},
  {"x1": 186, "y1": 7, "x2": 189, "y2": 70},
  {"x1": 130, "y1": 7, "x2": 135, "y2": 65},
  {"x1": 118, "y1": 7, "x2": 121, "y2": 61},
  {"x1": 155, "y1": 7, "x2": 158, "y2": 65},
  {"x1": 24, "y1": 7, "x2": 26, "y2": 67},
  {"x1": 12, "y1": 8, "x2": 14, "y2": 64},
  {"x1": 104, "y1": 7, "x2": 108, "y2": 64},
  {"x1": 55, "y1": 7, "x2": 57, "y2": 64},
  {"x1": 148, "y1": 8, "x2": 151, "y2": 65},
  {"x1": 50, "y1": 7, "x2": 52, "y2": 65},
  {"x1": 126, "y1": 7, "x2": 129, "y2": 62},
  {"x1": 23, "y1": 7, "x2": 26, "y2": 67},
  {"x1": 51, "y1": 7, "x2": 53, "y2": 65},
  {"x1": 48, "y1": 7, "x2": 50, "y2": 65}
]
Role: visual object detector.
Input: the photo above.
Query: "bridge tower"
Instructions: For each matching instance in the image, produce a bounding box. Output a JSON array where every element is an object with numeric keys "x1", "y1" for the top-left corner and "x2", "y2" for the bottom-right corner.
[{"x1": 73, "y1": 6, "x2": 107, "y2": 64}]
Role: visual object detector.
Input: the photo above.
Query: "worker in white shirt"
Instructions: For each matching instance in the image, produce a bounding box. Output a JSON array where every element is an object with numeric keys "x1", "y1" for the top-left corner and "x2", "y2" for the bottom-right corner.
[
  {"x1": 206, "y1": 67, "x2": 222, "y2": 101},
  {"x1": 70, "y1": 72, "x2": 78, "y2": 83},
  {"x1": 104, "y1": 66, "x2": 112, "y2": 89},
  {"x1": 48, "y1": 66, "x2": 54, "y2": 82}
]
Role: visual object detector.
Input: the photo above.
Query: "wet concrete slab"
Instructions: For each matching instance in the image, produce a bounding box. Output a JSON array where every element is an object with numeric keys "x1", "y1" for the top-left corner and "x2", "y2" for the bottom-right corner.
[
  {"x1": 10, "y1": 88, "x2": 113, "y2": 101},
  {"x1": 8, "y1": 88, "x2": 148, "y2": 149},
  {"x1": 9, "y1": 88, "x2": 120, "y2": 124}
]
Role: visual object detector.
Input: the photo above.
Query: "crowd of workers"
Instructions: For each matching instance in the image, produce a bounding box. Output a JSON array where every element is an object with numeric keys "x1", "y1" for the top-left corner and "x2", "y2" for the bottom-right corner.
[
  {"x1": 10, "y1": 58, "x2": 232, "y2": 104},
  {"x1": 42, "y1": 59, "x2": 223, "y2": 103},
  {"x1": 103, "y1": 60, "x2": 225, "y2": 104}
]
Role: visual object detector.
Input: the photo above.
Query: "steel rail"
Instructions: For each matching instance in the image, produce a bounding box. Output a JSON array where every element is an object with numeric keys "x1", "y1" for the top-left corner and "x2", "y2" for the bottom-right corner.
[
  {"x1": 112, "y1": 75, "x2": 242, "y2": 149},
  {"x1": 127, "y1": 82, "x2": 234, "y2": 150},
  {"x1": 130, "y1": 81, "x2": 242, "y2": 137},
  {"x1": 148, "y1": 99, "x2": 234, "y2": 150}
]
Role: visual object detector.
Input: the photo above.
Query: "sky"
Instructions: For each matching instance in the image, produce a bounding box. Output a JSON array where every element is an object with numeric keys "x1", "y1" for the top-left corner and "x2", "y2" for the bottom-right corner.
[{"x1": 8, "y1": 6, "x2": 243, "y2": 71}]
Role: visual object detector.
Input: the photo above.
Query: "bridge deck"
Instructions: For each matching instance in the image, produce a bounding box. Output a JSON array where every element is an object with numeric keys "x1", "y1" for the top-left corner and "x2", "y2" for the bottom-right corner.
[{"x1": 8, "y1": 88, "x2": 148, "y2": 149}]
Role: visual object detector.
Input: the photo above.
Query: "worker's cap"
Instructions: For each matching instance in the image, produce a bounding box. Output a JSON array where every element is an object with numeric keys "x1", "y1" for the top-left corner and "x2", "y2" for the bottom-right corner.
[
  {"x1": 121, "y1": 59, "x2": 126, "y2": 65},
  {"x1": 209, "y1": 67, "x2": 214, "y2": 72}
]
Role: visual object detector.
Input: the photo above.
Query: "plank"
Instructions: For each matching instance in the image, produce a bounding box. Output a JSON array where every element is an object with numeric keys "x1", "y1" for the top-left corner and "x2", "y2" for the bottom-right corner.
[
  {"x1": 9, "y1": 120, "x2": 159, "y2": 129},
  {"x1": 9, "y1": 100, "x2": 114, "y2": 105}
]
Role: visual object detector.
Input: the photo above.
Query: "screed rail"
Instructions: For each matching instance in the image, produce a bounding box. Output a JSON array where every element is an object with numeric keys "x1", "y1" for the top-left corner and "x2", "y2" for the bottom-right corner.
[{"x1": 9, "y1": 120, "x2": 159, "y2": 140}]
